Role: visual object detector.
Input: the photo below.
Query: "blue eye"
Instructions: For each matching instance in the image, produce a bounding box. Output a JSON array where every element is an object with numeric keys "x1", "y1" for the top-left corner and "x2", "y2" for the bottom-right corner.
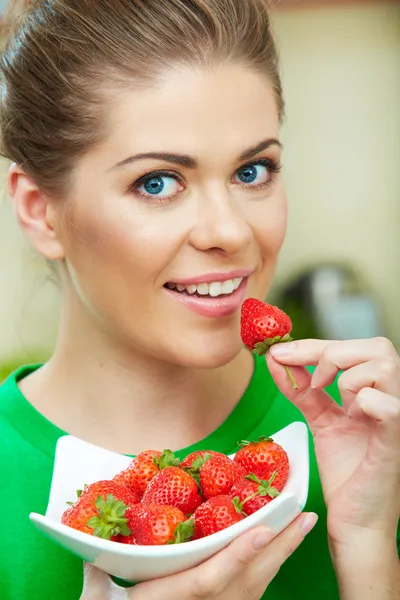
[
  {"x1": 137, "y1": 174, "x2": 182, "y2": 198},
  {"x1": 234, "y1": 162, "x2": 270, "y2": 186}
]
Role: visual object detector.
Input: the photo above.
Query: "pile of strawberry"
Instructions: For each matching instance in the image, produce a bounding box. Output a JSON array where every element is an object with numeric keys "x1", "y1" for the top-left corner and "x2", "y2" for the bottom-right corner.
[{"x1": 62, "y1": 437, "x2": 289, "y2": 546}]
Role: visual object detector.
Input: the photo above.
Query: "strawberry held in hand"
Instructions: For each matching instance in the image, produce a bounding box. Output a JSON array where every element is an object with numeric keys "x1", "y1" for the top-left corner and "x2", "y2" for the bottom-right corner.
[{"x1": 241, "y1": 298, "x2": 297, "y2": 388}]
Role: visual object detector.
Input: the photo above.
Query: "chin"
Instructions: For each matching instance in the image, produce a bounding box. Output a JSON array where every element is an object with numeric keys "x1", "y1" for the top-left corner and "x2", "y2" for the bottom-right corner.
[{"x1": 169, "y1": 338, "x2": 243, "y2": 370}]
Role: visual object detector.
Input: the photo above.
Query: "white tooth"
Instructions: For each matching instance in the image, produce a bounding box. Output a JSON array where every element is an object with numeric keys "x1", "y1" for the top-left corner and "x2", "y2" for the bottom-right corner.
[
  {"x1": 233, "y1": 277, "x2": 243, "y2": 290},
  {"x1": 209, "y1": 282, "x2": 223, "y2": 297},
  {"x1": 185, "y1": 284, "x2": 197, "y2": 294},
  {"x1": 166, "y1": 282, "x2": 176, "y2": 289},
  {"x1": 176, "y1": 284, "x2": 185, "y2": 292},
  {"x1": 222, "y1": 279, "x2": 234, "y2": 295},
  {"x1": 197, "y1": 283, "x2": 209, "y2": 296}
]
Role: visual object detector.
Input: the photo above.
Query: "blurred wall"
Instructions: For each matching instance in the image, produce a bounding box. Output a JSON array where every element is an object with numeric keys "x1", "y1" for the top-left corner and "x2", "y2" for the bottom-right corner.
[
  {"x1": 0, "y1": 1, "x2": 399, "y2": 364},
  {"x1": 272, "y1": 1, "x2": 400, "y2": 348},
  {"x1": 0, "y1": 161, "x2": 60, "y2": 363}
]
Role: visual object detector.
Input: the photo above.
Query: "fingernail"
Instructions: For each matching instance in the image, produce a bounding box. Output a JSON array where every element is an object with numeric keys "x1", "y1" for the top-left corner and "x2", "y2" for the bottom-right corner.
[
  {"x1": 252, "y1": 529, "x2": 273, "y2": 551},
  {"x1": 270, "y1": 342, "x2": 296, "y2": 357},
  {"x1": 301, "y1": 513, "x2": 318, "y2": 536}
]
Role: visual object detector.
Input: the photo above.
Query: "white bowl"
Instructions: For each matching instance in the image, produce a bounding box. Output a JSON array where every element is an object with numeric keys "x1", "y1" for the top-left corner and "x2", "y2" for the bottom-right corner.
[{"x1": 30, "y1": 421, "x2": 309, "y2": 583}]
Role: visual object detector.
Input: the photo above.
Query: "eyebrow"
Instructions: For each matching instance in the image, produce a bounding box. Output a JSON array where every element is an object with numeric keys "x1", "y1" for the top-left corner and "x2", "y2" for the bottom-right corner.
[{"x1": 112, "y1": 138, "x2": 283, "y2": 170}]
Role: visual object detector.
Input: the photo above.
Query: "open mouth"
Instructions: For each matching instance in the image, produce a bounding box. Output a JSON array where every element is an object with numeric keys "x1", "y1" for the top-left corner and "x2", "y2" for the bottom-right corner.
[{"x1": 164, "y1": 277, "x2": 244, "y2": 298}]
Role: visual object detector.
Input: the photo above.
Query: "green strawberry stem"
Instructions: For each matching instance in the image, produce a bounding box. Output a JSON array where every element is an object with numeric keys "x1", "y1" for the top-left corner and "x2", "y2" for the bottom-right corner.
[
  {"x1": 168, "y1": 518, "x2": 195, "y2": 544},
  {"x1": 156, "y1": 449, "x2": 181, "y2": 470},
  {"x1": 252, "y1": 334, "x2": 297, "y2": 390},
  {"x1": 182, "y1": 453, "x2": 213, "y2": 492},
  {"x1": 284, "y1": 365, "x2": 298, "y2": 390},
  {"x1": 242, "y1": 471, "x2": 281, "y2": 505},
  {"x1": 238, "y1": 436, "x2": 273, "y2": 447},
  {"x1": 87, "y1": 494, "x2": 132, "y2": 540}
]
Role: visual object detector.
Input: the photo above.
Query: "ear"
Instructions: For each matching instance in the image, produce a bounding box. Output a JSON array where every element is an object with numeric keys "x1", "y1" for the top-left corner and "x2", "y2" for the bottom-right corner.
[{"x1": 9, "y1": 163, "x2": 65, "y2": 261}]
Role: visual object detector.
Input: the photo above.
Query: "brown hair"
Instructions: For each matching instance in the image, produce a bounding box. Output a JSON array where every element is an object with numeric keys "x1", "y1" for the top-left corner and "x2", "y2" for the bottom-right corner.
[{"x1": 0, "y1": 0, "x2": 284, "y2": 197}]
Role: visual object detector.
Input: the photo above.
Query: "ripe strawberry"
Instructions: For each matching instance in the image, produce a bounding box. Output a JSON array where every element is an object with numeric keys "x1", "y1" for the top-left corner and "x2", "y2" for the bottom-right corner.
[
  {"x1": 116, "y1": 534, "x2": 137, "y2": 545},
  {"x1": 127, "y1": 503, "x2": 194, "y2": 545},
  {"x1": 113, "y1": 449, "x2": 179, "y2": 497},
  {"x1": 142, "y1": 466, "x2": 203, "y2": 515},
  {"x1": 62, "y1": 480, "x2": 140, "y2": 540},
  {"x1": 78, "y1": 480, "x2": 141, "y2": 506},
  {"x1": 181, "y1": 450, "x2": 227, "y2": 470},
  {"x1": 234, "y1": 437, "x2": 289, "y2": 491},
  {"x1": 230, "y1": 472, "x2": 280, "y2": 515},
  {"x1": 193, "y1": 495, "x2": 245, "y2": 539},
  {"x1": 199, "y1": 456, "x2": 246, "y2": 500},
  {"x1": 240, "y1": 298, "x2": 297, "y2": 389}
]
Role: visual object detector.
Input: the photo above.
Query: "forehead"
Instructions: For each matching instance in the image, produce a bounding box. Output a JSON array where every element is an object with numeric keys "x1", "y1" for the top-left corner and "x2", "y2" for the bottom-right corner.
[{"x1": 102, "y1": 64, "x2": 280, "y2": 163}]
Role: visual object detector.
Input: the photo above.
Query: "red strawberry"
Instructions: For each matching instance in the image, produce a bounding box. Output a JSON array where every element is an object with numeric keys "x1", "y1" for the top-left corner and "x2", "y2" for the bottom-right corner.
[
  {"x1": 240, "y1": 298, "x2": 297, "y2": 389},
  {"x1": 142, "y1": 466, "x2": 203, "y2": 515},
  {"x1": 113, "y1": 449, "x2": 179, "y2": 497},
  {"x1": 234, "y1": 437, "x2": 289, "y2": 491},
  {"x1": 230, "y1": 472, "x2": 280, "y2": 515},
  {"x1": 199, "y1": 457, "x2": 246, "y2": 500},
  {"x1": 193, "y1": 495, "x2": 245, "y2": 539},
  {"x1": 116, "y1": 534, "x2": 137, "y2": 545},
  {"x1": 78, "y1": 480, "x2": 141, "y2": 506},
  {"x1": 181, "y1": 450, "x2": 227, "y2": 470},
  {"x1": 62, "y1": 480, "x2": 140, "y2": 540},
  {"x1": 127, "y1": 503, "x2": 194, "y2": 545}
]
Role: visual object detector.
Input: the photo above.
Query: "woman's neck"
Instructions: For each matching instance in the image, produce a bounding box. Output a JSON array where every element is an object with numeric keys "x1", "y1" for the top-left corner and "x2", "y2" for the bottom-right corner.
[{"x1": 19, "y1": 307, "x2": 255, "y2": 454}]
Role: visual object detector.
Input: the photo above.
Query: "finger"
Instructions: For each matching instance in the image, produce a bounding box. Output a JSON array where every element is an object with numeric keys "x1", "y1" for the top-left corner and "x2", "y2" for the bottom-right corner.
[
  {"x1": 247, "y1": 513, "x2": 318, "y2": 587},
  {"x1": 267, "y1": 354, "x2": 343, "y2": 430},
  {"x1": 130, "y1": 526, "x2": 275, "y2": 600},
  {"x1": 339, "y1": 358, "x2": 400, "y2": 415},
  {"x1": 81, "y1": 564, "x2": 116, "y2": 600},
  {"x1": 190, "y1": 525, "x2": 278, "y2": 597},
  {"x1": 356, "y1": 388, "x2": 400, "y2": 461},
  {"x1": 269, "y1": 338, "x2": 399, "y2": 389}
]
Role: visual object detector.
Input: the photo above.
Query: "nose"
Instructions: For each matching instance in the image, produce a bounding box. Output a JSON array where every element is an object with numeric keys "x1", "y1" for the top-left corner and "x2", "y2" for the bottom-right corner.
[{"x1": 189, "y1": 188, "x2": 253, "y2": 256}]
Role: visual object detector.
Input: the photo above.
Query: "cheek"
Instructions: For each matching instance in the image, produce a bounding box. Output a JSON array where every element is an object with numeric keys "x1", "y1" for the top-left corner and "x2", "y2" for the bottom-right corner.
[
  {"x1": 61, "y1": 194, "x2": 188, "y2": 290},
  {"x1": 251, "y1": 191, "x2": 287, "y2": 257}
]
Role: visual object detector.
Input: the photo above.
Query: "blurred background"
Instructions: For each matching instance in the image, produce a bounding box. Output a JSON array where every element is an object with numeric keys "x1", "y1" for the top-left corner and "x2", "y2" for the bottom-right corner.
[{"x1": 0, "y1": 0, "x2": 399, "y2": 380}]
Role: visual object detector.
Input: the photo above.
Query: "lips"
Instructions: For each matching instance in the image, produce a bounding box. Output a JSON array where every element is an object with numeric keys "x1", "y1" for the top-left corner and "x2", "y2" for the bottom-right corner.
[{"x1": 164, "y1": 275, "x2": 250, "y2": 318}]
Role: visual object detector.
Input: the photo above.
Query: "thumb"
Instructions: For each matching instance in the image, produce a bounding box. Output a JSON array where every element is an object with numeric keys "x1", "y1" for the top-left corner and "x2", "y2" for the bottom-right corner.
[{"x1": 81, "y1": 563, "x2": 129, "y2": 600}]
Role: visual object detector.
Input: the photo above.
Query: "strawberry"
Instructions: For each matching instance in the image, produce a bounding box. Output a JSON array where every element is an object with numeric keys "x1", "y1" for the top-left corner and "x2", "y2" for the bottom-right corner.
[
  {"x1": 113, "y1": 449, "x2": 179, "y2": 498},
  {"x1": 230, "y1": 472, "x2": 280, "y2": 515},
  {"x1": 240, "y1": 298, "x2": 297, "y2": 389},
  {"x1": 180, "y1": 450, "x2": 227, "y2": 470},
  {"x1": 198, "y1": 456, "x2": 246, "y2": 500},
  {"x1": 234, "y1": 437, "x2": 289, "y2": 491},
  {"x1": 116, "y1": 534, "x2": 137, "y2": 545},
  {"x1": 127, "y1": 503, "x2": 194, "y2": 545},
  {"x1": 62, "y1": 480, "x2": 140, "y2": 540},
  {"x1": 142, "y1": 466, "x2": 203, "y2": 515},
  {"x1": 78, "y1": 480, "x2": 141, "y2": 505},
  {"x1": 193, "y1": 495, "x2": 245, "y2": 539}
]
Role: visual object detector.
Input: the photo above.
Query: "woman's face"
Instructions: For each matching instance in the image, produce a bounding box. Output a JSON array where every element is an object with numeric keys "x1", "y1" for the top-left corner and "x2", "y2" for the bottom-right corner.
[{"x1": 55, "y1": 64, "x2": 287, "y2": 368}]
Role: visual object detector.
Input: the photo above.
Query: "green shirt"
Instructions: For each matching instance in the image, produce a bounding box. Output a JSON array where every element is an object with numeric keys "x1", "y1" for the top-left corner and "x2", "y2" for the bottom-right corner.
[{"x1": 0, "y1": 357, "x2": 396, "y2": 599}]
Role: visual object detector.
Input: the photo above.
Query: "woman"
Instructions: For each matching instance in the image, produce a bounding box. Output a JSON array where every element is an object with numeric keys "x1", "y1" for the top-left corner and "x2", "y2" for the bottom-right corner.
[{"x1": 0, "y1": 1, "x2": 399, "y2": 599}]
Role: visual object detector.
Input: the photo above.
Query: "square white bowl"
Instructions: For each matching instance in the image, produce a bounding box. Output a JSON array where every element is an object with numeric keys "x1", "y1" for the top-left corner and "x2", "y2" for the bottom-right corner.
[{"x1": 30, "y1": 421, "x2": 309, "y2": 583}]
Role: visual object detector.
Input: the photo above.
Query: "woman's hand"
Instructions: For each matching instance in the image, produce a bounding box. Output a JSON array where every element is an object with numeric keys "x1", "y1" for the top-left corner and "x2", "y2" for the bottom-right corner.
[
  {"x1": 79, "y1": 513, "x2": 317, "y2": 600},
  {"x1": 268, "y1": 337, "x2": 400, "y2": 595}
]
